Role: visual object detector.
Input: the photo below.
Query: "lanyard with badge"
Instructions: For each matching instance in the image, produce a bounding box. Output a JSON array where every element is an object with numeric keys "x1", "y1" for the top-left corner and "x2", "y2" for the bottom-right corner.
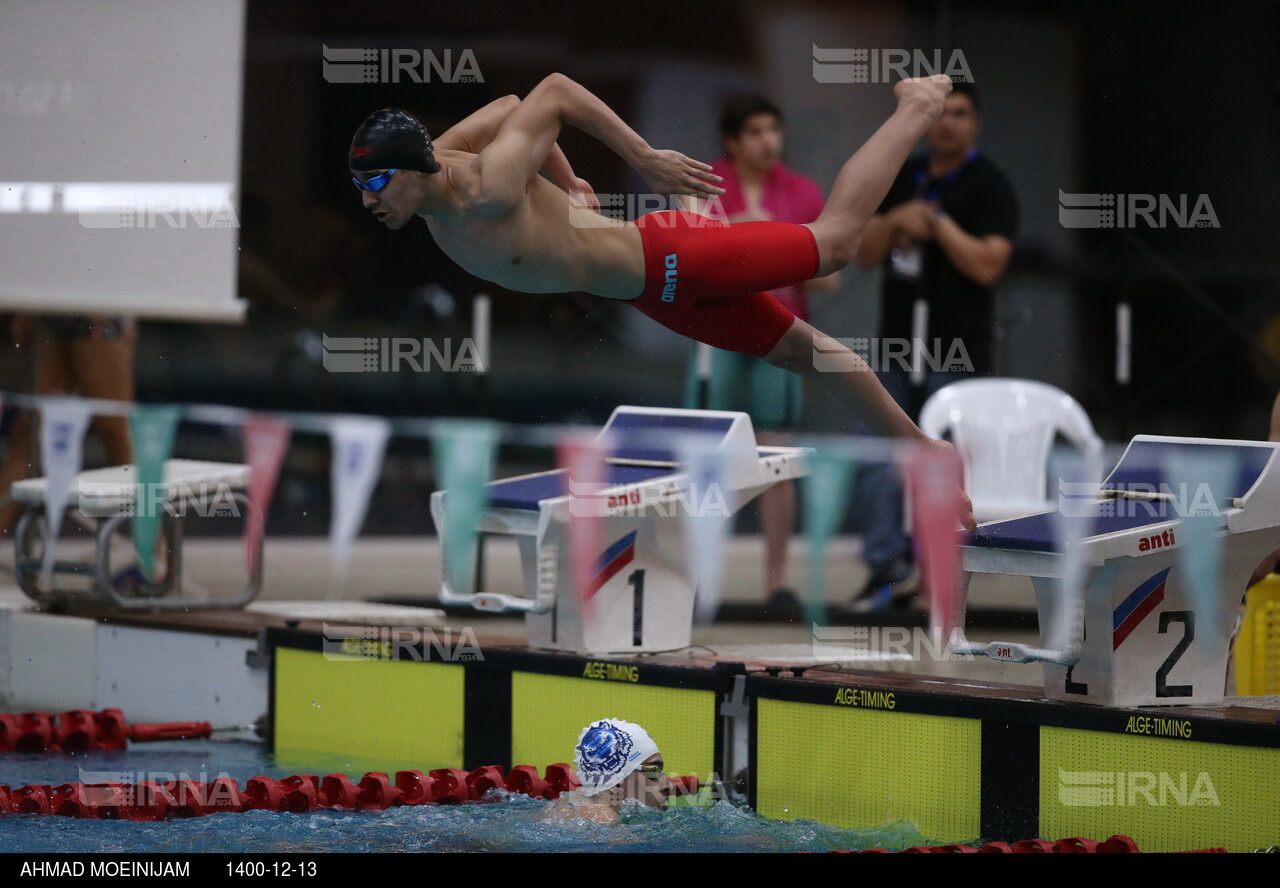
[
  {"x1": 889, "y1": 149, "x2": 978, "y2": 383},
  {"x1": 889, "y1": 148, "x2": 978, "y2": 281}
]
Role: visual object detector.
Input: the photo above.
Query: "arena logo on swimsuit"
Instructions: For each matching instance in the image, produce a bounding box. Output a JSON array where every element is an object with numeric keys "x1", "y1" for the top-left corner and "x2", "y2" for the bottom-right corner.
[{"x1": 662, "y1": 254, "x2": 678, "y2": 302}]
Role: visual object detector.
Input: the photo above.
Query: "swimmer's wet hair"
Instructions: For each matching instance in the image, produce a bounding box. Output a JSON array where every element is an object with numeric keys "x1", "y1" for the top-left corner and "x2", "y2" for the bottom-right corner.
[{"x1": 349, "y1": 108, "x2": 441, "y2": 174}]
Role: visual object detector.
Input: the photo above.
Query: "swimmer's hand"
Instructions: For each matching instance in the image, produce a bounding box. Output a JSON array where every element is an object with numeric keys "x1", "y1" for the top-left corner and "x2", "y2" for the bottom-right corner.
[
  {"x1": 893, "y1": 74, "x2": 953, "y2": 119},
  {"x1": 958, "y1": 487, "x2": 977, "y2": 534},
  {"x1": 638, "y1": 149, "x2": 725, "y2": 198},
  {"x1": 922, "y1": 438, "x2": 977, "y2": 533}
]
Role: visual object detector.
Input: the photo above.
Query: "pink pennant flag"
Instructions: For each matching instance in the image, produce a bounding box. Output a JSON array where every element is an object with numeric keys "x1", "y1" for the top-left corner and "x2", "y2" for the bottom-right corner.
[
  {"x1": 242, "y1": 415, "x2": 291, "y2": 575},
  {"x1": 905, "y1": 444, "x2": 966, "y2": 644},
  {"x1": 557, "y1": 432, "x2": 609, "y2": 619}
]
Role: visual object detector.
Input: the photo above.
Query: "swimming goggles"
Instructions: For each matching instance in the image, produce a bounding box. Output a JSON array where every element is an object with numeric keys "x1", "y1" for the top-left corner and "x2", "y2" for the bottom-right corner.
[{"x1": 352, "y1": 169, "x2": 398, "y2": 192}]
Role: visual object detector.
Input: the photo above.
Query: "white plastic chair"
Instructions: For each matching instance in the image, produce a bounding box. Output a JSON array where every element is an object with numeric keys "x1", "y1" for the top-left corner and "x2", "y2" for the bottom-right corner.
[{"x1": 919, "y1": 379, "x2": 1103, "y2": 523}]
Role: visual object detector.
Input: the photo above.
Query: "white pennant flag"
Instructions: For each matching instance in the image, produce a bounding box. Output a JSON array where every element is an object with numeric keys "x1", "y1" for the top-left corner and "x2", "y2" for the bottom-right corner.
[
  {"x1": 677, "y1": 432, "x2": 732, "y2": 623},
  {"x1": 38, "y1": 398, "x2": 93, "y2": 582},
  {"x1": 1048, "y1": 450, "x2": 1091, "y2": 665},
  {"x1": 328, "y1": 416, "x2": 391, "y2": 595},
  {"x1": 1169, "y1": 448, "x2": 1235, "y2": 647}
]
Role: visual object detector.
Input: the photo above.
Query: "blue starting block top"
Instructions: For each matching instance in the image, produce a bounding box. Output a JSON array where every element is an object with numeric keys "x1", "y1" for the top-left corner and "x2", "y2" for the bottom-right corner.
[
  {"x1": 605, "y1": 411, "x2": 734, "y2": 463},
  {"x1": 476, "y1": 410, "x2": 748, "y2": 513},
  {"x1": 487, "y1": 464, "x2": 676, "y2": 512},
  {"x1": 1100, "y1": 439, "x2": 1274, "y2": 501},
  {"x1": 968, "y1": 437, "x2": 1273, "y2": 555},
  {"x1": 968, "y1": 504, "x2": 1227, "y2": 554}
]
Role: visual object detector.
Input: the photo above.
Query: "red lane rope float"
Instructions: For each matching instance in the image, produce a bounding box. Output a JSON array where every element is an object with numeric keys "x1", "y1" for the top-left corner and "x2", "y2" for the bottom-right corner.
[
  {"x1": 0, "y1": 709, "x2": 211, "y2": 753},
  {"x1": 0, "y1": 763, "x2": 588, "y2": 821},
  {"x1": 842, "y1": 835, "x2": 1225, "y2": 853}
]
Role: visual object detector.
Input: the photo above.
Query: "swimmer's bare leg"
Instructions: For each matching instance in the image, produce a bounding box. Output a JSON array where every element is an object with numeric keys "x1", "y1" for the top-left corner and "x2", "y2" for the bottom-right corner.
[
  {"x1": 762, "y1": 317, "x2": 976, "y2": 531},
  {"x1": 763, "y1": 318, "x2": 919, "y2": 439},
  {"x1": 804, "y1": 75, "x2": 953, "y2": 276}
]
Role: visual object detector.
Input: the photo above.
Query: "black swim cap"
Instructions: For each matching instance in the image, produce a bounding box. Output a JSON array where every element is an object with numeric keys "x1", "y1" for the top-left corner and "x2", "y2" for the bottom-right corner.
[{"x1": 349, "y1": 108, "x2": 440, "y2": 174}]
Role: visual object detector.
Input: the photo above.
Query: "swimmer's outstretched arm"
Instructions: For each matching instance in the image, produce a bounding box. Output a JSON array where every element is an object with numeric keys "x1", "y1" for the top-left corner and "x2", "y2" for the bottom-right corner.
[
  {"x1": 473, "y1": 73, "x2": 724, "y2": 211},
  {"x1": 434, "y1": 94, "x2": 593, "y2": 204}
]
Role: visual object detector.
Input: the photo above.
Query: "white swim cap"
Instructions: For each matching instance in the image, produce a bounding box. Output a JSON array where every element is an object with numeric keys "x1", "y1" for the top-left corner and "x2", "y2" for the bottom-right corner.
[{"x1": 573, "y1": 718, "x2": 660, "y2": 796}]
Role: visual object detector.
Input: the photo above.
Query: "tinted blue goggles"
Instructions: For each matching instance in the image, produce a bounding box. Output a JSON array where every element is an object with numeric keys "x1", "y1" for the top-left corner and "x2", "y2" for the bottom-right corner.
[{"x1": 352, "y1": 169, "x2": 397, "y2": 192}]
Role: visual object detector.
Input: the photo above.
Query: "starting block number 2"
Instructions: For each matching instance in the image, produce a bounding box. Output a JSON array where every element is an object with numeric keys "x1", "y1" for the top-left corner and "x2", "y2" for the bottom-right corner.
[{"x1": 1063, "y1": 609, "x2": 1197, "y2": 698}]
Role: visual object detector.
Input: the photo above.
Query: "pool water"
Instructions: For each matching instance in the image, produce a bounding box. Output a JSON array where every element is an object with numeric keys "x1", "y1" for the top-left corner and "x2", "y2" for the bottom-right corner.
[{"x1": 0, "y1": 741, "x2": 938, "y2": 853}]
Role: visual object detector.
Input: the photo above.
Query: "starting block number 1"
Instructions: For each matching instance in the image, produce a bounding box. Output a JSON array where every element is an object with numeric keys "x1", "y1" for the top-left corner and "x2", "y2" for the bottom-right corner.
[{"x1": 627, "y1": 569, "x2": 645, "y2": 647}]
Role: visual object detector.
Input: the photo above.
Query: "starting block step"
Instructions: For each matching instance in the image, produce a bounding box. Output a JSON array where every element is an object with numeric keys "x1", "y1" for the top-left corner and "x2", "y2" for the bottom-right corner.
[{"x1": 10, "y1": 459, "x2": 261, "y2": 611}]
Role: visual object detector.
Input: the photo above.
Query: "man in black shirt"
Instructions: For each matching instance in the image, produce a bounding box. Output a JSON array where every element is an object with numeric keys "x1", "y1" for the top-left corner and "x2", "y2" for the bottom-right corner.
[{"x1": 851, "y1": 81, "x2": 1018, "y2": 606}]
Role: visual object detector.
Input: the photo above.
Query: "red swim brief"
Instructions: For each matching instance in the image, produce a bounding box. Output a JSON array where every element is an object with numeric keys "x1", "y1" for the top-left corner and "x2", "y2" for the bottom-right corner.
[{"x1": 625, "y1": 210, "x2": 820, "y2": 358}]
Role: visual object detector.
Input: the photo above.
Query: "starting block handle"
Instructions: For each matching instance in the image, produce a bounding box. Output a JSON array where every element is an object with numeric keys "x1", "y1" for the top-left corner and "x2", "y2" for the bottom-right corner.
[
  {"x1": 437, "y1": 579, "x2": 553, "y2": 614},
  {"x1": 948, "y1": 634, "x2": 1082, "y2": 666},
  {"x1": 435, "y1": 537, "x2": 557, "y2": 614},
  {"x1": 947, "y1": 569, "x2": 1086, "y2": 667}
]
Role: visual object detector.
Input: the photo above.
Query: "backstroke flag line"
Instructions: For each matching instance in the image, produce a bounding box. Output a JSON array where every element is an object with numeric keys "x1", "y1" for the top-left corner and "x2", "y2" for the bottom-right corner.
[
  {"x1": 799, "y1": 445, "x2": 855, "y2": 631},
  {"x1": 677, "y1": 432, "x2": 732, "y2": 624},
  {"x1": 1048, "y1": 449, "x2": 1091, "y2": 663},
  {"x1": 38, "y1": 398, "x2": 93, "y2": 583},
  {"x1": 558, "y1": 431, "x2": 609, "y2": 618},
  {"x1": 1169, "y1": 448, "x2": 1236, "y2": 648},
  {"x1": 904, "y1": 445, "x2": 965, "y2": 643},
  {"x1": 129, "y1": 405, "x2": 181, "y2": 582},
  {"x1": 329, "y1": 416, "x2": 391, "y2": 595},
  {"x1": 433, "y1": 420, "x2": 499, "y2": 599},
  {"x1": 243, "y1": 415, "x2": 291, "y2": 576}
]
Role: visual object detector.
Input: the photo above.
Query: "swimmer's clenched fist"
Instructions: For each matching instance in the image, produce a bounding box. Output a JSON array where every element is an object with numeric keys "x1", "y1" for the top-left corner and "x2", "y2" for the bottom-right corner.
[{"x1": 893, "y1": 74, "x2": 955, "y2": 118}]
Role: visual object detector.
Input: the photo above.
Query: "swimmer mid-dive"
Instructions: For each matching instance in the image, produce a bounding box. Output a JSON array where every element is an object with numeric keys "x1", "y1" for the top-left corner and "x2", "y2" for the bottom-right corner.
[
  {"x1": 540, "y1": 718, "x2": 670, "y2": 824},
  {"x1": 349, "y1": 72, "x2": 975, "y2": 531}
]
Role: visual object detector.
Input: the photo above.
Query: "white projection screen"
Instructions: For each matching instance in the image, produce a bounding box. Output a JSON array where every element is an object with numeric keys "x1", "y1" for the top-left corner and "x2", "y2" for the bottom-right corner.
[{"x1": 0, "y1": 0, "x2": 247, "y2": 321}]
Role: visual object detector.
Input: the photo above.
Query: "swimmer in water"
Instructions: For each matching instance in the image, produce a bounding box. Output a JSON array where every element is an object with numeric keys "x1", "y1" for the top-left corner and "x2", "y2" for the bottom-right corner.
[
  {"x1": 349, "y1": 73, "x2": 974, "y2": 531},
  {"x1": 541, "y1": 718, "x2": 670, "y2": 825}
]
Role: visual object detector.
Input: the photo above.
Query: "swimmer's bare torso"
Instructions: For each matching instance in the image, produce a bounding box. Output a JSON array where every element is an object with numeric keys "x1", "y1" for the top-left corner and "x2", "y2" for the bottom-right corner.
[
  {"x1": 422, "y1": 146, "x2": 645, "y2": 300},
  {"x1": 358, "y1": 75, "x2": 724, "y2": 301}
]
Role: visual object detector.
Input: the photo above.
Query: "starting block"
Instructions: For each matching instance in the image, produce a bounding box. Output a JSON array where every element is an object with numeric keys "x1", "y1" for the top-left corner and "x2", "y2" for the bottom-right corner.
[
  {"x1": 11, "y1": 459, "x2": 262, "y2": 610},
  {"x1": 430, "y1": 406, "x2": 807, "y2": 654},
  {"x1": 953, "y1": 435, "x2": 1280, "y2": 707}
]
